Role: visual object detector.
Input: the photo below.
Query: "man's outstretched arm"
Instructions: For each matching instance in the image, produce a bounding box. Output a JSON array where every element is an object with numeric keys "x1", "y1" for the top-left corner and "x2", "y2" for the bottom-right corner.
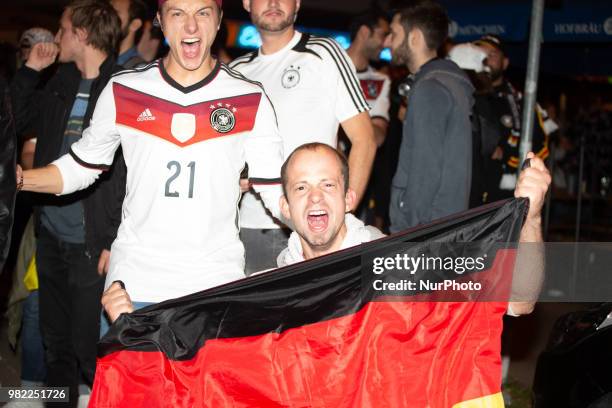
[
  {"x1": 18, "y1": 164, "x2": 63, "y2": 194},
  {"x1": 509, "y1": 153, "x2": 551, "y2": 316},
  {"x1": 18, "y1": 154, "x2": 104, "y2": 195}
]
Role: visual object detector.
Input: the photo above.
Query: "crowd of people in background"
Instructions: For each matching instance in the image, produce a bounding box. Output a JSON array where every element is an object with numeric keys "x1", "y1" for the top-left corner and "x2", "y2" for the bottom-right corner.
[{"x1": 0, "y1": 0, "x2": 569, "y2": 406}]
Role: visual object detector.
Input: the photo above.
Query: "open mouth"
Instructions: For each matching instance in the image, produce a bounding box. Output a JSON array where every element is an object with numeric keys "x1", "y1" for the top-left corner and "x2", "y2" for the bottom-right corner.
[
  {"x1": 181, "y1": 38, "x2": 201, "y2": 59},
  {"x1": 307, "y1": 209, "x2": 329, "y2": 232}
]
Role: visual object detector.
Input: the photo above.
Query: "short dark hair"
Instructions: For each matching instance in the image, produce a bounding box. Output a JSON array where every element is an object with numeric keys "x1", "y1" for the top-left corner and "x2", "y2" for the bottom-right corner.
[
  {"x1": 68, "y1": 0, "x2": 121, "y2": 56},
  {"x1": 397, "y1": 1, "x2": 449, "y2": 51},
  {"x1": 281, "y1": 143, "x2": 349, "y2": 197},
  {"x1": 128, "y1": 0, "x2": 149, "y2": 44},
  {"x1": 349, "y1": 10, "x2": 389, "y2": 41}
]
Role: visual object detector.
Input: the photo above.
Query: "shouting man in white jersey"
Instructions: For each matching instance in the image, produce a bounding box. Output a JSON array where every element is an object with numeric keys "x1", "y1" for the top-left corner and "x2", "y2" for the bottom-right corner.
[
  {"x1": 230, "y1": 0, "x2": 377, "y2": 275},
  {"x1": 17, "y1": 0, "x2": 285, "y2": 326}
]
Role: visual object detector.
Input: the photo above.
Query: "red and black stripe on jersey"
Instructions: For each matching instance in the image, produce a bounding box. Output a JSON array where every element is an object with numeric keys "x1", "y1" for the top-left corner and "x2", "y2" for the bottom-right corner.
[{"x1": 112, "y1": 82, "x2": 262, "y2": 148}]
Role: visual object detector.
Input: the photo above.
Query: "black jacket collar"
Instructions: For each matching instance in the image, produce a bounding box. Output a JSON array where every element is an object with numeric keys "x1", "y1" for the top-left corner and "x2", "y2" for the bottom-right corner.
[{"x1": 55, "y1": 56, "x2": 118, "y2": 99}]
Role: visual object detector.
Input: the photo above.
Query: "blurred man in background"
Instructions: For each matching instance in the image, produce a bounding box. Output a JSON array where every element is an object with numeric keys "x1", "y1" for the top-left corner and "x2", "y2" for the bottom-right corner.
[
  {"x1": 446, "y1": 42, "x2": 497, "y2": 208},
  {"x1": 345, "y1": 11, "x2": 391, "y2": 227},
  {"x1": 111, "y1": 0, "x2": 148, "y2": 68},
  {"x1": 346, "y1": 11, "x2": 391, "y2": 147},
  {"x1": 385, "y1": 1, "x2": 474, "y2": 232},
  {"x1": 137, "y1": 19, "x2": 164, "y2": 61},
  {"x1": 474, "y1": 34, "x2": 553, "y2": 203},
  {"x1": 231, "y1": 0, "x2": 376, "y2": 274}
]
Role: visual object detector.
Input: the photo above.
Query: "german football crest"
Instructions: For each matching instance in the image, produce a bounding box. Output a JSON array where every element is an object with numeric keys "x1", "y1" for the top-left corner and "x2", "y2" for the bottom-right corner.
[
  {"x1": 367, "y1": 81, "x2": 379, "y2": 98},
  {"x1": 360, "y1": 79, "x2": 383, "y2": 100},
  {"x1": 281, "y1": 65, "x2": 301, "y2": 89},
  {"x1": 210, "y1": 105, "x2": 236, "y2": 133}
]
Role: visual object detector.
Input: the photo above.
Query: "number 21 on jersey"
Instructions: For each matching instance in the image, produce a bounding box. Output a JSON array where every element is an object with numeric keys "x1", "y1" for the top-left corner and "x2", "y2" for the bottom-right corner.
[{"x1": 165, "y1": 161, "x2": 196, "y2": 198}]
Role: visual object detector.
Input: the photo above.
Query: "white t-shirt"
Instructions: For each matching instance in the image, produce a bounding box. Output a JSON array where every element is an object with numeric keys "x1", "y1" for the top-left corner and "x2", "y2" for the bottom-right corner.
[
  {"x1": 53, "y1": 60, "x2": 284, "y2": 302},
  {"x1": 230, "y1": 31, "x2": 369, "y2": 229},
  {"x1": 357, "y1": 65, "x2": 391, "y2": 122}
]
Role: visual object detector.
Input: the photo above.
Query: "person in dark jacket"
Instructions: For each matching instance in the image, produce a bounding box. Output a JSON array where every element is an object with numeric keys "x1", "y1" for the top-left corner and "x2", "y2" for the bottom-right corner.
[
  {"x1": 385, "y1": 1, "x2": 474, "y2": 232},
  {"x1": 0, "y1": 75, "x2": 16, "y2": 271},
  {"x1": 474, "y1": 35, "x2": 552, "y2": 203},
  {"x1": 10, "y1": 1, "x2": 123, "y2": 405},
  {"x1": 446, "y1": 42, "x2": 496, "y2": 208}
]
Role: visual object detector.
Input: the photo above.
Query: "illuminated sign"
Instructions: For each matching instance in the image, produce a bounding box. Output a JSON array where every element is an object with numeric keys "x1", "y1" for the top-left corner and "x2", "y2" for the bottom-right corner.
[
  {"x1": 380, "y1": 48, "x2": 391, "y2": 62},
  {"x1": 237, "y1": 24, "x2": 261, "y2": 49},
  {"x1": 230, "y1": 21, "x2": 390, "y2": 61}
]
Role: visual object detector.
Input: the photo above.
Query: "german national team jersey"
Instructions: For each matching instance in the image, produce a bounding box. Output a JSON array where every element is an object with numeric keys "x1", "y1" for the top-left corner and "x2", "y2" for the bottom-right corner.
[
  {"x1": 357, "y1": 65, "x2": 390, "y2": 122},
  {"x1": 230, "y1": 31, "x2": 369, "y2": 229},
  {"x1": 53, "y1": 60, "x2": 283, "y2": 302}
]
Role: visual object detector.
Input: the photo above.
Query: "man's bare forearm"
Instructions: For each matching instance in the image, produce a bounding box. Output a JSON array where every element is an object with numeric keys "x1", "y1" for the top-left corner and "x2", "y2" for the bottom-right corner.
[
  {"x1": 342, "y1": 112, "x2": 377, "y2": 207},
  {"x1": 520, "y1": 215, "x2": 543, "y2": 243},
  {"x1": 507, "y1": 155, "x2": 551, "y2": 315},
  {"x1": 510, "y1": 216, "x2": 544, "y2": 315},
  {"x1": 347, "y1": 142, "x2": 375, "y2": 206},
  {"x1": 22, "y1": 165, "x2": 64, "y2": 194}
]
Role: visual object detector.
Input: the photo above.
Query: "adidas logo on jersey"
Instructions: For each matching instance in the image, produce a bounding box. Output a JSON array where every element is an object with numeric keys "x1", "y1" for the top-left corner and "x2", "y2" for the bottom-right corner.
[{"x1": 137, "y1": 108, "x2": 156, "y2": 122}]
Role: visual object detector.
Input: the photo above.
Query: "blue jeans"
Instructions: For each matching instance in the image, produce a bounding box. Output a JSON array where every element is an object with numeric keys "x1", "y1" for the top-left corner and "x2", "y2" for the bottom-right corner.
[
  {"x1": 21, "y1": 290, "x2": 46, "y2": 382},
  {"x1": 100, "y1": 301, "x2": 154, "y2": 339}
]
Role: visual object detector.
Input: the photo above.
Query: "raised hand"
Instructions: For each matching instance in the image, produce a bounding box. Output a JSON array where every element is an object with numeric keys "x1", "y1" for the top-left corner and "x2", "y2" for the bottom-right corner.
[
  {"x1": 101, "y1": 281, "x2": 134, "y2": 323},
  {"x1": 514, "y1": 152, "x2": 552, "y2": 223},
  {"x1": 25, "y1": 42, "x2": 59, "y2": 72}
]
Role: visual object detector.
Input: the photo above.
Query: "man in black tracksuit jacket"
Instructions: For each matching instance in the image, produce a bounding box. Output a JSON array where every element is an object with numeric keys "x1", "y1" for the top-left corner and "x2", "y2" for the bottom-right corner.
[{"x1": 10, "y1": 1, "x2": 124, "y2": 404}]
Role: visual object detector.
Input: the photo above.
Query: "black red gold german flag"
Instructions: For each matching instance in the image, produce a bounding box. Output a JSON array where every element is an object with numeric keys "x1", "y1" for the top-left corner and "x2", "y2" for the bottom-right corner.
[{"x1": 91, "y1": 199, "x2": 527, "y2": 407}]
